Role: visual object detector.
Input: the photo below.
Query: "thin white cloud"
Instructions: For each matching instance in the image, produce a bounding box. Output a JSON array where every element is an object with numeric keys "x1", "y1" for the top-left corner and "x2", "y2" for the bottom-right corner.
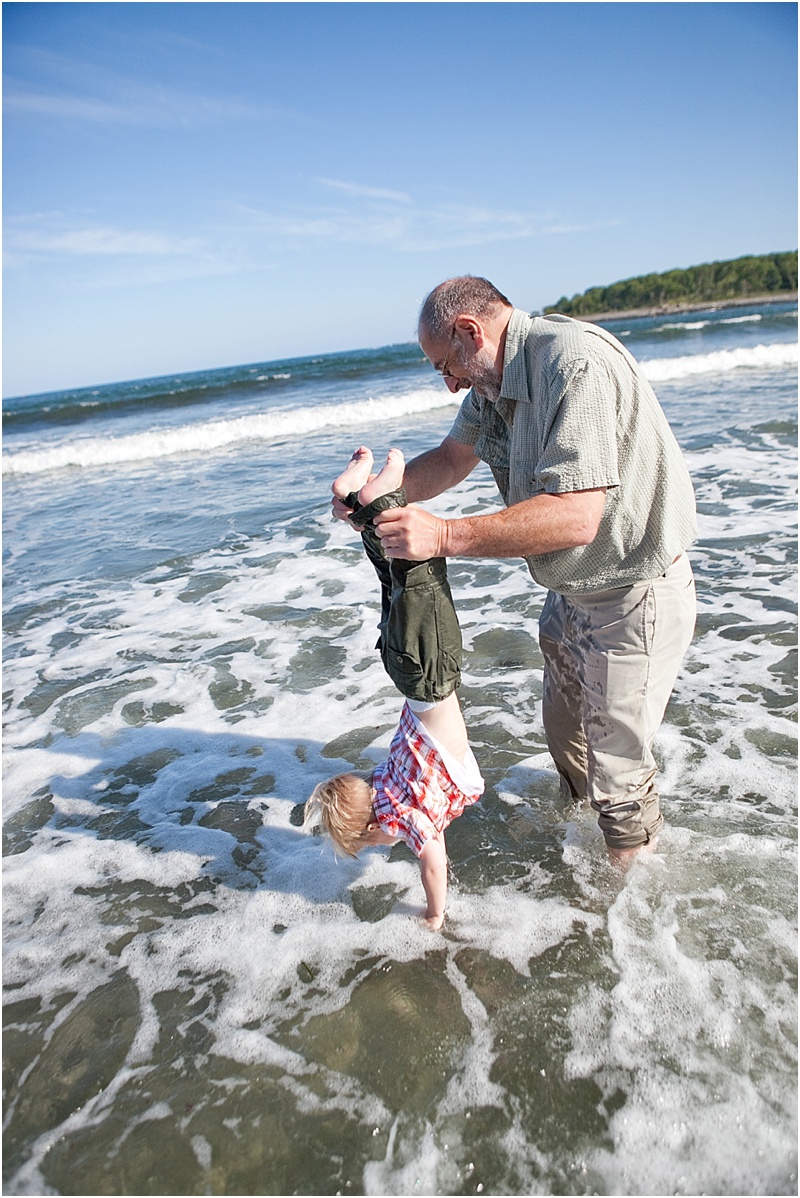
[
  {"x1": 3, "y1": 46, "x2": 303, "y2": 129},
  {"x1": 316, "y1": 178, "x2": 413, "y2": 204},
  {"x1": 235, "y1": 195, "x2": 613, "y2": 254},
  {"x1": 3, "y1": 215, "x2": 240, "y2": 289},
  {"x1": 237, "y1": 203, "x2": 411, "y2": 246},
  {"x1": 8, "y1": 225, "x2": 202, "y2": 257},
  {"x1": 4, "y1": 83, "x2": 297, "y2": 127}
]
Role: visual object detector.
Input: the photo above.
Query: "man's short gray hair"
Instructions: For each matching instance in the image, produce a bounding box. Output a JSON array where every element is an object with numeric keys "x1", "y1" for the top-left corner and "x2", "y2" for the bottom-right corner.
[{"x1": 419, "y1": 276, "x2": 512, "y2": 343}]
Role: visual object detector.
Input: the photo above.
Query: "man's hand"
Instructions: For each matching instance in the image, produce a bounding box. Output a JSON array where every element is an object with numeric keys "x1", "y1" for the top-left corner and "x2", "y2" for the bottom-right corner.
[
  {"x1": 331, "y1": 495, "x2": 356, "y2": 522},
  {"x1": 374, "y1": 506, "x2": 448, "y2": 560}
]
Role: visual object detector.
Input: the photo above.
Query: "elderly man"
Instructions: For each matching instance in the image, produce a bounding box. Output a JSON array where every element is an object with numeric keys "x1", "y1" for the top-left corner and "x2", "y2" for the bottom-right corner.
[{"x1": 337, "y1": 276, "x2": 697, "y2": 860}]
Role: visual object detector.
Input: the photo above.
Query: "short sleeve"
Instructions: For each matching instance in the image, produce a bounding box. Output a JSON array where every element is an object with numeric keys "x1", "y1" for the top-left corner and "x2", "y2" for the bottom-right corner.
[
  {"x1": 536, "y1": 357, "x2": 620, "y2": 494},
  {"x1": 373, "y1": 786, "x2": 438, "y2": 858},
  {"x1": 448, "y1": 389, "x2": 482, "y2": 447},
  {"x1": 395, "y1": 805, "x2": 438, "y2": 857}
]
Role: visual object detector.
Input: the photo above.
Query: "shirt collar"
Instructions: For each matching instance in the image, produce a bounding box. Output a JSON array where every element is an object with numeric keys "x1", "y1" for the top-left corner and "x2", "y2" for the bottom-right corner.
[{"x1": 500, "y1": 308, "x2": 534, "y2": 402}]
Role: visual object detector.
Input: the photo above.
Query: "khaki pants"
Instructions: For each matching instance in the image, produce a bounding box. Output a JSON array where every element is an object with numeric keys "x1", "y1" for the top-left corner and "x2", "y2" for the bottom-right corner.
[{"x1": 539, "y1": 554, "x2": 696, "y2": 849}]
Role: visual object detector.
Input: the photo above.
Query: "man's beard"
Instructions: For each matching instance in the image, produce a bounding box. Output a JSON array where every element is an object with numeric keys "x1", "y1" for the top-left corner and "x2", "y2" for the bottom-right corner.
[{"x1": 457, "y1": 345, "x2": 502, "y2": 402}]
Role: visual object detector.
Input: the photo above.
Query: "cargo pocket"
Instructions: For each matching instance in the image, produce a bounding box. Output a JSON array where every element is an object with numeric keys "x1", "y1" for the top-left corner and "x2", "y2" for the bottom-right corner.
[{"x1": 382, "y1": 562, "x2": 461, "y2": 701}]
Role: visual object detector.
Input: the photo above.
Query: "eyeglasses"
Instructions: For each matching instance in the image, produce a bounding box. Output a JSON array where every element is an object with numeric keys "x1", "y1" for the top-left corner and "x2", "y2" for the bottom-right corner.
[{"x1": 435, "y1": 327, "x2": 457, "y2": 378}]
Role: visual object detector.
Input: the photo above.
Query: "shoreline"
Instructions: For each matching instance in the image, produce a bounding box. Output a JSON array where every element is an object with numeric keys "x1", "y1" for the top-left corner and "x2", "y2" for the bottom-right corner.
[{"x1": 548, "y1": 292, "x2": 798, "y2": 324}]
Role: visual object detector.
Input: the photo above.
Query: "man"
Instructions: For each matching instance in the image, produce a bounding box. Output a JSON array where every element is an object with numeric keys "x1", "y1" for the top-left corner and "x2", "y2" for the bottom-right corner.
[{"x1": 335, "y1": 276, "x2": 697, "y2": 861}]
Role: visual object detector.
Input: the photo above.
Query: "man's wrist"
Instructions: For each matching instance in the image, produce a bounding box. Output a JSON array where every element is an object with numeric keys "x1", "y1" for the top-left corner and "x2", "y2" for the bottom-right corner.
[{"x1": 440, "y1": 514, "x2": 478, "y2": 559}]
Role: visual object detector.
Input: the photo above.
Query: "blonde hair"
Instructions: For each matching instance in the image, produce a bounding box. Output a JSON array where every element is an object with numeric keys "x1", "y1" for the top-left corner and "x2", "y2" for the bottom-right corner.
[{"x1": 304, "y1": 771, "x2": 375, "y2": 858}]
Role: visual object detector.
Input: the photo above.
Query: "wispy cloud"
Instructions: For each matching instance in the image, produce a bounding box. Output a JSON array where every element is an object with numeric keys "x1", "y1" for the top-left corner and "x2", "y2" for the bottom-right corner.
[
  {"x1": 3, "y1": 190, "x2": 613, "y2": 291},
  {"x1": 237, "y1": 184, "x2": 615, "y2": 254},
  {"x1": 316, "y1": 178, "x2": 413, "y2": 204},
  {"x1": 3, "y1": 45, "x2": 303, "y2": 128},
  {"x1": 2, "y1": 216, "x2": 238, "y2": 291},
  {"x1": 4, "y1": 81, "x2": 298, "y2": 127},
  {"x1": 236, "y1": 202, "x2": 411, "y2": 247},
  {"x1": 7, "y1": 224, "x2": 203, "y2": 257}
]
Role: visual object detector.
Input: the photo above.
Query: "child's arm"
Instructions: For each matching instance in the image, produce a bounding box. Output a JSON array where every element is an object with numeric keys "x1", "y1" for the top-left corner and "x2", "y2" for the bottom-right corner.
[{"x1": 419, "y1": 835, "x2": 447, "y2": 930}]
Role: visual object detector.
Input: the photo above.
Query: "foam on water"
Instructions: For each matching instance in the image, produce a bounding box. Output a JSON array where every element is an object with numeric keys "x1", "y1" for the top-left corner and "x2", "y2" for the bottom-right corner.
[
  {"x1": 3, "y1": 314, "x2": 797, "y2": 1194},
  {"x1": 2, "y1": 386, "x2": 456, "y2": 476},
  {"x1": 4, "y1": 452, "x2": 796, "y2": 1193},
  {"x1": 4, "y1": 341, "x2": 796, "y2": 479},
  {"x1": 641, "y1": 340, "x2": 797, "y2": 380},
  {"x1": 659, "y1": 313, "x2": 766, "y2": 331}
]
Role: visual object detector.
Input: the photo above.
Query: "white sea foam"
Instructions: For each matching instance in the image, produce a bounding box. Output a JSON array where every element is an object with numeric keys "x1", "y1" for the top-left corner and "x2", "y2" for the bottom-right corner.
[
  {"x1": 5, "y1": 342, "x2": 797, "y2": 478},
  {"x1": 641, "y1": 340, "x2": 797, "y2": 381},
  {"x1": 2, "y1": 386, "x2": 455, "y2": 476},
  {"x1": 3, "y1": 321, "x2": 796, "y2": 1194},
  {"x1": 659, "y1": 313, "x2": 765, "y2": 331}
]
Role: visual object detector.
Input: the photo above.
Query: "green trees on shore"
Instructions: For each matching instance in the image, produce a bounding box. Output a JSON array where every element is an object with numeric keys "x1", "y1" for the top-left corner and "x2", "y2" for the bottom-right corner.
[{"x1": 545, "y1": 251, "x2": 798, "y2": 317}]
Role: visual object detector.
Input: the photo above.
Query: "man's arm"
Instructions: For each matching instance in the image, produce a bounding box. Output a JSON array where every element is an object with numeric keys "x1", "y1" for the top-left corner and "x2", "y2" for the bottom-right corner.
[
  {"x1": 401, "y1": 435, "x2": 480, "y2": 503},
  {"x1": 331, "y1": 435, "x2": 479, "y2": 522},
  {"x1": 374, "y1": 487, "x2": 607, "y2": 561}
]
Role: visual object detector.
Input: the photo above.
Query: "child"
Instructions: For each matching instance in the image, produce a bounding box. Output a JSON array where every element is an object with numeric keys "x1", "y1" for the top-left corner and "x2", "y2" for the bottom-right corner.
[{"x1": 304, "y1": 447, "x2": 484, "y2": 930}]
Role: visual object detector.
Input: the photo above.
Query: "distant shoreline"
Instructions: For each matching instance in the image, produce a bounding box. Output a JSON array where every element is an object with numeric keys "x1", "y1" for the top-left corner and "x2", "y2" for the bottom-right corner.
[{"x1": 560, "y1": 292, "x2": 798, "y2": 324}]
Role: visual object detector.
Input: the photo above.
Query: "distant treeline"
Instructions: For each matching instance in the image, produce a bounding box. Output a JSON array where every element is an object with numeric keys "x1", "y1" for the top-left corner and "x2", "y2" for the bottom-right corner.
[{"x1": 545, "y1": 251, "x2": 798, "y2": 317}]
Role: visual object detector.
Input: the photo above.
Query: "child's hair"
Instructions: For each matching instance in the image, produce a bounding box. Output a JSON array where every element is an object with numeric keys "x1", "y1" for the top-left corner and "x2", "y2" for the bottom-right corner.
[{"x1": 303, "y1": 770, "x2": 375, "y2": 858}]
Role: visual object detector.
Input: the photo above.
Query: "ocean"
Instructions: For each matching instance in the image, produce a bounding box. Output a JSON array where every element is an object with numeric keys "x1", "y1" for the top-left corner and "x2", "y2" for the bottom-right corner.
[{"x1": 2, "y1": 301, "x2": 797, "y2": 1197}]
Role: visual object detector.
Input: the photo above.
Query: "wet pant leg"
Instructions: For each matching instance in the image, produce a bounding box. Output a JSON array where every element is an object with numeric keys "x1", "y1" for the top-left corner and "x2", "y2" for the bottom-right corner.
[
  {"x1": 539, "y1": 555, "x2": 696, "y2": 849},
  {"x1": 345, "y1": 489, "x2": 462, "y2": 703}
]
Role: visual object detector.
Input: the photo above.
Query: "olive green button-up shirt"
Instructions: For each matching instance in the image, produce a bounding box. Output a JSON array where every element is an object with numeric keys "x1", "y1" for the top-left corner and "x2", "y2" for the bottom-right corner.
[{"x1": 449, "y1": 309, "x2": 697, "y2": 594}]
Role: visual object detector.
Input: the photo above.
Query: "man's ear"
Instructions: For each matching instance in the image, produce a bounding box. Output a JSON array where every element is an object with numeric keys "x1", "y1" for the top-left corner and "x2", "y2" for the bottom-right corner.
[{"x1": 453, "y1": 315, "x2": 485, "y2": 350}]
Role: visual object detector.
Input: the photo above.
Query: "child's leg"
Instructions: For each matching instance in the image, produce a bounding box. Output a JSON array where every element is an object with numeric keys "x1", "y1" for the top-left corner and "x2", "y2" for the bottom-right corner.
[
  {"x1": 346, "y1": 452, "x2": 462, "y2": 705},
  {"x1": 334, "y1": 448, "x2": 405, "y2": 514},
  {"x1": 383, "y1": 554, "x2": 462, "y2": 703},
  {"x1": 332, "y1": 446, "x2": 374, "y2": 506},
  {"x1": 357, "y1": 447, "x2": 404, "y2": 507}
]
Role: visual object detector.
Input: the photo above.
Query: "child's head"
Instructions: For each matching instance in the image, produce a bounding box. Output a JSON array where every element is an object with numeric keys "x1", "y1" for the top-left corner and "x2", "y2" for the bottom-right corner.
[{"x1": 304, "y1": 770, "x2": 375, "y2": 858}]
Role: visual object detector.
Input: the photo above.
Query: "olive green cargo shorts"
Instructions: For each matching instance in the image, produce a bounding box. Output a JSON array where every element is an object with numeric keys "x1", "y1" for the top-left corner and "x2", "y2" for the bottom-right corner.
[
  {"x1": 345, "y1": 489, "x2": 462, "y2": 704},
  {"x1": 539, "y1": 554, "x2": 697, "y2": 850}
]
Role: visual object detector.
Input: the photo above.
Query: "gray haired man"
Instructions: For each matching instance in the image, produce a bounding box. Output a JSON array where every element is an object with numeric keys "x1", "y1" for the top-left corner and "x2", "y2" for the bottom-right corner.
[{"x1": 334, "y1": 276, "x2": 697, "y2": 861}]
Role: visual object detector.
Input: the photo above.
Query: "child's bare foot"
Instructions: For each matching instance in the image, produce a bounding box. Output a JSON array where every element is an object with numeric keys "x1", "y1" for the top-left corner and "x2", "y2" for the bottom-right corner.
[
  {"x1": 358, "y1": 448, "x2": 405, "y2": 506},
  {"x1": 332, "y1": 447, "x2": 374, "y2": 500}
]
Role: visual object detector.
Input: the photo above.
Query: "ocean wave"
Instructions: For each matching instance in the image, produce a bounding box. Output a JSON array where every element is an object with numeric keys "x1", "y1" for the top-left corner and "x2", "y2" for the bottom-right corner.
[
  {"x1": 2, "y1": 388, "x2": 456, "y2": 476},
  {"x1": 5, "y1": 342, "x2": 796, "y2": 477},
  {"x1": 658, "y1": 314, "x2": 765, "y2": 332},
  {"x1": 641, "y1": 341, "x2": 797, "y2": 382}
]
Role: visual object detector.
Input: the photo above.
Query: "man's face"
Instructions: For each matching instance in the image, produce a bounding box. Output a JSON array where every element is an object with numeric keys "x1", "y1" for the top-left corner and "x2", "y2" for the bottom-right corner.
[
  {"x1": 421, "y1": 328, "x2": 503, "y2": 402},
  {"x1": 450, "y1": 341, "x2": 503, "y2": 403}
]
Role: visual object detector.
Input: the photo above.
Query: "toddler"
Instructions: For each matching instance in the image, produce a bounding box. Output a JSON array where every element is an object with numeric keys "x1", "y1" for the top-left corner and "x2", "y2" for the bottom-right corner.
[{"x1": 304, "y1": 447, "x2": 484, "y2": 930}]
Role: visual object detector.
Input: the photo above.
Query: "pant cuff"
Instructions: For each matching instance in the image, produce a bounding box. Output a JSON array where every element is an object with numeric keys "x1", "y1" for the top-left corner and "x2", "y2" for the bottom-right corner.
[{"x1": 347, "y1": 488, "x2": 407, "y2": 527}]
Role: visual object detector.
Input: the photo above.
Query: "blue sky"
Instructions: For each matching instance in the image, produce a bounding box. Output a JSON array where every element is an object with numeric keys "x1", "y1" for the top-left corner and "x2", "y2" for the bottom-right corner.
[{"x1": 3, "y1": 1, "x2": 797, "y2": 396}]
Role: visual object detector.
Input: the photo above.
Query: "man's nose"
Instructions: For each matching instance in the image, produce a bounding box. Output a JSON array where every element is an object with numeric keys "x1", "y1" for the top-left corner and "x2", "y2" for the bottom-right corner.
[{"x1": 444, "y1": 375, "x2": 464, "y2": 394}]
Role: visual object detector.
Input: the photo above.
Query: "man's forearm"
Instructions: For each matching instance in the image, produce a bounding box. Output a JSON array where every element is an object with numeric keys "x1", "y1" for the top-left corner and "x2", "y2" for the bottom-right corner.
[
  {"x1": 402, "y1": 437, "x2": 478, "y2": 504},
  {"x1": 374, "y1": 475, "x2": 607, "y2": 562},
  {"x1": 441, "y1": 489, "x2": 607, "y2": 558}
]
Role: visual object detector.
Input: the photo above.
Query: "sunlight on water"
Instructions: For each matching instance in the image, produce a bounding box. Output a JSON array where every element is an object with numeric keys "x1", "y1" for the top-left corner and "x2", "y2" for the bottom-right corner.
[{"x1": 3, "y1": 306, "x2": 797, "y2": 1196}]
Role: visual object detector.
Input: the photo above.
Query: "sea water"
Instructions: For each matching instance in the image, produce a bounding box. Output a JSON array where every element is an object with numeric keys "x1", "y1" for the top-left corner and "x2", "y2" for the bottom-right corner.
[{"x1": 2, "y1": 303, "x2": 797, "y2": 1196}]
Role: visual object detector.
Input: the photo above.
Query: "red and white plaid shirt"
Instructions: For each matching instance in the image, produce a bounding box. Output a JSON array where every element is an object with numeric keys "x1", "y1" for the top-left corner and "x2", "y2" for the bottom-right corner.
[{"x1": 372, "y1": 703, "x2": 483, "y2": 857}]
